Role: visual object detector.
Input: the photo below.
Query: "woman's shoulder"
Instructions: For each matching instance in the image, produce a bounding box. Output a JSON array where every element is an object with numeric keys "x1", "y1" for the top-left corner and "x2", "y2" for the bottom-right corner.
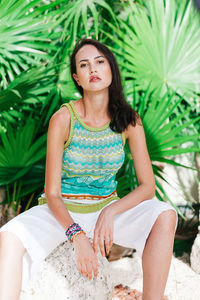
[
  {"x1": 49, "y1": 102, "x2": 72, "y2": 132},
  {"x1": 47, "y1": 104, "x2": 73, "y2": 145},
  {"x1": 124, "y1": 115, "x2": 143, "y2": 140},
  {"x1": 52, "y1": 102, "x2": 72, "y2": 122}
]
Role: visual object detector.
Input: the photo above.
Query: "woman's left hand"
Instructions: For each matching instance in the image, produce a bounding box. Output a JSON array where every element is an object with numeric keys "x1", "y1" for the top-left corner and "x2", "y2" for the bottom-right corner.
[{"x1": 93, "y1": 205, "x2": 115, "y2": 257}]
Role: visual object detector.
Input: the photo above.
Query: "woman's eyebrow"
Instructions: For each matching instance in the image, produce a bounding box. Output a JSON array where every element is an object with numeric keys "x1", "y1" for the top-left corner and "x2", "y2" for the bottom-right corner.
[{"x1": 79, "y1": 55, "x2": 105, "y2": 63}]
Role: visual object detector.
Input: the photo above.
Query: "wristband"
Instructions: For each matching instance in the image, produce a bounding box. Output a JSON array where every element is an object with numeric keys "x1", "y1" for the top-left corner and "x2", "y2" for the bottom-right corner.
[
  {"x1": 65, "y1": 222, "x2": 86, "y2": 243},
  {"x1": 70, "y1": 230, "x2": 86, "y2": 243}
]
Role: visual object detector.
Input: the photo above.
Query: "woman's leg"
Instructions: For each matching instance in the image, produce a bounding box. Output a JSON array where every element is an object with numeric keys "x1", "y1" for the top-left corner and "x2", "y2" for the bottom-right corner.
[
  {"x1": 142, "y1": 210, "x2": 177, "y2": 300},
  {"x1": 0, "y1": 231, "x2": 26, "y2": 300}
]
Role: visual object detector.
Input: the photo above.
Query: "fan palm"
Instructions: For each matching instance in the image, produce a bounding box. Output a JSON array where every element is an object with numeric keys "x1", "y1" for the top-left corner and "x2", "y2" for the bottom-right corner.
[
  {"x1": 116, "y1": 88, "x2": 200, "y2": 214},
  {"x1": 0, "y1": 50, "x2": 78, "y2": 130},
  {"x1": 51, "y1": 0, "x2": 116, "y2": 43},
  {"x1": 0, "y1": 63, "x2": 59, "y2": 129},
  {"x1": 0, "y1": 0, "x2": 68, "y2": 89},
  {"x1": 102, "y1": 0, "x2": 200, "y2": 102},
  {"x1": 0, "y1": 119, "x2": 46, "y2": 184},
  {"x1": 0, "y1": 116, "x2": 46, "y2": 221}
]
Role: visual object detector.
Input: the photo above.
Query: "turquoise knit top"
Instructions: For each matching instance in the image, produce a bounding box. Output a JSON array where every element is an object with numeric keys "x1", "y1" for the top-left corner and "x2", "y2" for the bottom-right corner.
[
  {"x1": 61, "y1": 101, "x2": 125, "y2": 195},
  {"x1": 38, "y1": 100, "x2": 125, "y2": 213}
]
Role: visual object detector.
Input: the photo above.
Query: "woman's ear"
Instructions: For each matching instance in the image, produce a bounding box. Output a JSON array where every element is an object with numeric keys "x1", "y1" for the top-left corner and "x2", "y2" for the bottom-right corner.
[{"x1": 73, "y1": 73, "x2": 80, "y2": 85}]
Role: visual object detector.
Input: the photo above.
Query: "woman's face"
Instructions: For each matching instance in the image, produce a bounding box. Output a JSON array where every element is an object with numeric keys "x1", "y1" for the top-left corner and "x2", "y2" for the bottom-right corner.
[{"x1": 73, "y1": 44, "x2": 112, "y2": 93}]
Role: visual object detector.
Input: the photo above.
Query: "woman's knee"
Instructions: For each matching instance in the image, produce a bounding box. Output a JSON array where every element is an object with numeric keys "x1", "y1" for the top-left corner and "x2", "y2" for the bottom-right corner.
[
  {"x1": 0, "y1": 231, "x2": 26, "y2": 256},
  {"x1": 156, "y1": 209, "x2": 177, "y2": 234}
]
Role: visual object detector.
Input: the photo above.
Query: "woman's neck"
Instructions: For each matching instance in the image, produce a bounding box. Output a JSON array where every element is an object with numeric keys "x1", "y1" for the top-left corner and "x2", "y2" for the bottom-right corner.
[{"x1": 79, "y1": 90, "x2": 110, "y2": 123}]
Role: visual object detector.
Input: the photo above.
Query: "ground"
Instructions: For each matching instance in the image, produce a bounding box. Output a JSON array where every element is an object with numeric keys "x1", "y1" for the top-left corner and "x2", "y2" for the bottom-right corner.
[{"x1": 110, "y1": 253, "x2": 200, "y2": 300}]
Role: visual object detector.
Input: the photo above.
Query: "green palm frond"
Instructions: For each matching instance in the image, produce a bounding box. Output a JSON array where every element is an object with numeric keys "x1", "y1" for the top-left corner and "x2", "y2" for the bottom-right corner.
[
  {"x1": 0, "y1": 118, "x2": 47, "y2": 185},
  {"x1": 102, "y1": 0, "x2": 200, "y2": 101},
  {"x1": 0, "y1": 64, "x2": 56, "y2": 128},
  {"x1": 0, "y1": 0, "x2": 64, "y2": 89},
  {"x1": 143, "y1": 98, "x2": 199, "y2": 160},
  {"x1": 52, "y1": 0, "x2": 116, "y2": 43},
  {"x1": 138, "y1": 88, "x2": 200, "y2": 162},
  {"x1": 56, "y1": 36, "x2": 81, "y2": 100},
  {"x1": 0, "y1": 54, "x2": 78, "y2": 129},
  {"x1": 117, "y1": 88, "x2": 199, "y2": 206}
]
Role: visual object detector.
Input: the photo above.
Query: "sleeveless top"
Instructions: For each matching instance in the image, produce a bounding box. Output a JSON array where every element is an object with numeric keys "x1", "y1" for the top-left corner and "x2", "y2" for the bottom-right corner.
[{"x1": 38, "y1": 100, "x2": 125, "y2": 213}]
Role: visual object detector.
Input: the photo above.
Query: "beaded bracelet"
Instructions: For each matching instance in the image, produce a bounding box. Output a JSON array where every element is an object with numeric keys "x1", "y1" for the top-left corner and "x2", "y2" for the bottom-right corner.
[
  {"x1": 65, "y1": 222, "x2": 86, "y2": 243},
  {"x1": 70, "y1": 230, "x2": 86, "y2": 243}
]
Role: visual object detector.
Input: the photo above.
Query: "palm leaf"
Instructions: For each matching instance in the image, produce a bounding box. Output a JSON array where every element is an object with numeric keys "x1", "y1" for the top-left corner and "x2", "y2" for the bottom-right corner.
[
  {"x1": 0, "y1": 120, "x2": 46, "y2": 169},
  {"x1": 116, "y1": 88, "x2": 199, "y2": 208},
  {"x1": 52, "y1": 0, "x2": 116, "y2": 43},
  {"x1": 0, "y1": 0, "x2": 65, "y2": 88},
  {"x1": 0, "y1": 120, "x2": 46, "y2": 179},
  {"x1": 101, "y1": 0, "x2": 200, "y2": 102},
  {"x1": 0, "y1": 62, "x2": 61, "y2": 127},
  {"x1": 0, "y1": 116, "x2": 47, "y2": 201}
]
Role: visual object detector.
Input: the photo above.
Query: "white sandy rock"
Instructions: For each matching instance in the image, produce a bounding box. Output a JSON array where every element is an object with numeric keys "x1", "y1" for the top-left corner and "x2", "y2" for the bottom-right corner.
[
  {"x1": 19, "y1": 239, "x2": 200, "y2": 300},
  {"x1": 20, "y1": 238, "x2": 114, "y2": 300}
]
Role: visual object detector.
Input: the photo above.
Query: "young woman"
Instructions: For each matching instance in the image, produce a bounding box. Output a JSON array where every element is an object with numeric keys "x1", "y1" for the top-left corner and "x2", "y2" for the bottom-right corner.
[{"x1": 0, "y1": 39, "x2": 177, "y2": 300}]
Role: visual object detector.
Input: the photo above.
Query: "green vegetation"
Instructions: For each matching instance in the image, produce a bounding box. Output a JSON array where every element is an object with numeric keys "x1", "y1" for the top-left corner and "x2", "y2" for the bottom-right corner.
[{"x1": 0, "y1": 0, "x2": 199, "y2": 234}]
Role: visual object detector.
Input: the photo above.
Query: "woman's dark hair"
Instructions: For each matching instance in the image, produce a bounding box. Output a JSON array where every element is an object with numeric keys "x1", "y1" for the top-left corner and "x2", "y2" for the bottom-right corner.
[{"x1": 70, "y1": 38, "x2": 140, "y2": 133}]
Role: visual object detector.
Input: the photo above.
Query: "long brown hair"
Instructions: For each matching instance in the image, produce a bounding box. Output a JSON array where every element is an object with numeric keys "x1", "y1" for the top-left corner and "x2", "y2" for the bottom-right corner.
[{"x1": 70, "y1": 38, "x2": 140, "y2": 133}]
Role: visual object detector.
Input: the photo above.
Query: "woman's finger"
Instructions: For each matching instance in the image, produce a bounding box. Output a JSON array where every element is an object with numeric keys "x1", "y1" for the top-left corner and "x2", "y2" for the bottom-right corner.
[
  {"x1": 93, "y1": 232, "x2": 99, "y2": 255},
  {"x1": 92, "y1": 259, "x2": 100, "y2": 279},
  {"x1": 104, "y1": 235, "x2": 110, "y2": 255},
  {"x1": 108, "y1": 233, "x2": 113, "y2": 253},
  {"x1": 76, "y1": 260, "x2": 82, "y2": 274},
  {"x1": 85, "y1": 259, "x2": 93, "y2": 280},
  {"x1": 99, "y1": 236, "x2": 106, "y2": 257},
  {"x1": 80, "y1": 262, "x2": 88, "y2": 278}
]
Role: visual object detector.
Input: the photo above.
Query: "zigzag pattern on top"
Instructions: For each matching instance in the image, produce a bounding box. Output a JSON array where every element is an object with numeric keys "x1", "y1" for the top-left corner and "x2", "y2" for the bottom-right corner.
[
  {"x1": 60, "y1": 101, "x2": 125, "y2": 197},
  {"x1": 64, "y1": 148, "x2": 123, "y2": 158}
]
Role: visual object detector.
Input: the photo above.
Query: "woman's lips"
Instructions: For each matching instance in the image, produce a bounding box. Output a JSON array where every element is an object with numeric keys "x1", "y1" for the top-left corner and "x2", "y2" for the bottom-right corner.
[{"x1": 89, "y1": 76, "x2": 101, "y2": 82}]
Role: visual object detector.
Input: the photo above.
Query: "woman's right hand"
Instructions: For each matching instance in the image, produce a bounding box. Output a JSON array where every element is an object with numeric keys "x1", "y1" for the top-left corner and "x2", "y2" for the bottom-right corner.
[{"x1": 73, "y1": 233, "x2": 100, "y2": 281}]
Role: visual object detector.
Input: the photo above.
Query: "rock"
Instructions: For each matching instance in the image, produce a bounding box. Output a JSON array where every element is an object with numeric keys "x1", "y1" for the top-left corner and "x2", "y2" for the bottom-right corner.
[
  {"x1": 107, "y1": 244, "x2": 135, "y2": 262},
  {"x1": 191, "y1": 229, "x2": 200, "y2": 274},
  {"x1": 20, "y1": 238, "x2": 114, "y2": 300},
  {"x1": 112, "y1": 284, "x2": 143, "y2": 299},
  {"x1": 161, "y1": 153, "x2": 199, "y2": 206}
]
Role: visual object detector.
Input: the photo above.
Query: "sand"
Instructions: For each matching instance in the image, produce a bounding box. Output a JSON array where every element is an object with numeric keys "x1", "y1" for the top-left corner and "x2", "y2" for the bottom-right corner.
[{"x1": 109, "y1": 253, "x2": 200, "y2": 300}]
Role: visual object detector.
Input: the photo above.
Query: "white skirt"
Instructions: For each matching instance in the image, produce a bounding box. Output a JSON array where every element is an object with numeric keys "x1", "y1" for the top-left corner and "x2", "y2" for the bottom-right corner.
[{"x1": 0, "y1": 197, "x2": 178, "y2": 291}]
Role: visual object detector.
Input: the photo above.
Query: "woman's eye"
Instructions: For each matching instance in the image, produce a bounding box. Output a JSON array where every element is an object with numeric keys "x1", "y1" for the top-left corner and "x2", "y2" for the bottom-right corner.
[
  {"x1": 80, "y1": 63, "x2": 87, "y2": 68},
  {"x1": 98, "y1": 60, "x2": 104, "y2": 64}
]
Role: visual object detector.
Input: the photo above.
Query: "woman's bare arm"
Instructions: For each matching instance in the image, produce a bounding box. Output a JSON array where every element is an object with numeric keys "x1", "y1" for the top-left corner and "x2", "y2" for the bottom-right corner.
[
  {"x1": 92, "y1": 118, "x2": 156, "y2": 255},
  {"x1": 45, "y1": 106, "x2": 99, "y2": 280},
  {"x1": 44, "y1": 107, "x2": 75, "y2": 230},
  {"x1": 105, "y1": 118, "x2": 156, "y2": 216}
]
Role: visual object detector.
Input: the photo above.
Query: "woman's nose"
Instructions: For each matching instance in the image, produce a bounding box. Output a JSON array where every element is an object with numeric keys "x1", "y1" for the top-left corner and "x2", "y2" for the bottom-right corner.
[{"x1": 89, "y1": 64, "x2": 97, "y2": 74}]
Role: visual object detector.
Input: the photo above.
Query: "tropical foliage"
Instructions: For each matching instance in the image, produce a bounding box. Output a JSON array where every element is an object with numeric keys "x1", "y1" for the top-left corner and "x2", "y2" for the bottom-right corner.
[
  {"x1": 102, "y1": 0, "x2": 200, "y2": 102},
  {"x1": 116, "y1": 88, "x2": 199, "y2": 215},
  {"x1": 0, "y1": 0, "x2": 199, "y2": 219}
]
